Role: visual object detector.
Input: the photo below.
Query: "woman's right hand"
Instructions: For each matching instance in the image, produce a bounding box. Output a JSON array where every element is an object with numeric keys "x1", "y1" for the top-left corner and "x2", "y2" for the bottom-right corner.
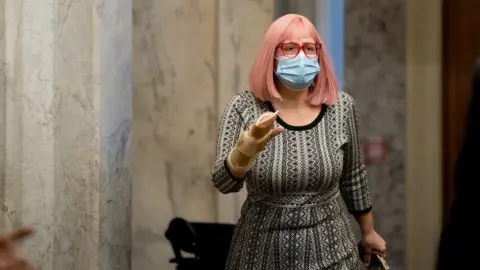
[
  {"x1": 228, "y1": 111, "x2": 284, "y2": 171},
  {"x1": 0, "y1": 227, "x2": 36, "y2": 270}
]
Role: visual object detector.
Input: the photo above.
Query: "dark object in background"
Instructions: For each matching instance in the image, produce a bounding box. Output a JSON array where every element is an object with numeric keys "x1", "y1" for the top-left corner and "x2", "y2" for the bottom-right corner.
[
  {"x1": 358, "y1": 242, "x2": 390, "y2": 270},
  {"x1": 437, "y1": 59, "x2": 480, "y2": 269},
  {"x1": 165, "y1": 217, "x2": 236, "y2": 270}
]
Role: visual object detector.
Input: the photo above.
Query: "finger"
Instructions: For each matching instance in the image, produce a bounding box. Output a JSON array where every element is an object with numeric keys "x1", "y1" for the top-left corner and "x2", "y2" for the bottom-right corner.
[
  {"x1": 257, "y1": 111, "x2": 279, "y2": 127},
  {"x1": 253, "y1": 112, "x2": 278, "y2": 133},
  {"x1": 256, "y1": 129, "x2": 277, "y2": 146},
  {"x1": 363, "y1": 253, "x2": 371, "y2": 265},
  {"x1": 249, "y1": 125, "x2": 271, "y2": 139},
  {"x1": 8, "y1": 227, "x2": 34, "y2": 242},
  {"x1": 271, "y1": 126, "x2": 284, "y2": 137},
  {"x1": 375, "y1": 250, "x2": 387, "y2": 258},
  {"x1": 254, "y1": 127, "x2": 284, "y2": 152},
  {"x1": 0, "y1": 235, "x2": 8, "y2": 246},
  {"x1": 14, "y1": 257, "x2": 32, "y2": 269},
  {"x1": 250, "y1": 114, "x2": 278, "y2": 138},
  {"x1": 363, "y1": 248, "x2": 372, "y2": 265},
  {"x1": 374, "y1": 243, "x2": 387, "y2": 255}
]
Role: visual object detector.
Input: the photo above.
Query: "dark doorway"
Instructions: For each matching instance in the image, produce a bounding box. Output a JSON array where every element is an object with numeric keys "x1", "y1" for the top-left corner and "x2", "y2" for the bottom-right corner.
[{"x1": 442, "y1": 0, "x2": 480, "y2": 219}]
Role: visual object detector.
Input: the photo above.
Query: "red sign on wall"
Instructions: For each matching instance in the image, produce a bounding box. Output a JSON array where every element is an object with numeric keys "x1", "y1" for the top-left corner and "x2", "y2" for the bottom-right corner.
[{"x1": 364, "y1": 137, "x2": 388, "y2": 165}]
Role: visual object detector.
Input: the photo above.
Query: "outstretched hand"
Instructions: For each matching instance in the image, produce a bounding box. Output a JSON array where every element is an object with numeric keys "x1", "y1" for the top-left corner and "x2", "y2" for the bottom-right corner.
[
  {"x1": 0, "y1": 227, "x2": 35, "y2": 270},
  {"x1": 228, "y1": 111, "x2": 284, "y2": 170},
  {"x1": 247, "y1": 111, "x2": 284, "y2": 149}
]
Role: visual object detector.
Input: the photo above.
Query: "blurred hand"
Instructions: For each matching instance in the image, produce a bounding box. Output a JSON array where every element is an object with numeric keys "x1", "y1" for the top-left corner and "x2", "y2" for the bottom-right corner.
[
  {"x1": 361, "y1": 229, "x2": 386, "y2": 266},
  {"x1": 0, "y1": 227, "x2": 35, "y2": 270}
]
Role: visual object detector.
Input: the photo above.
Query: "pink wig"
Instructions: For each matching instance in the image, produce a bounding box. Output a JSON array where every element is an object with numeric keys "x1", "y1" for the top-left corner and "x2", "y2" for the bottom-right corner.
[{"x1": 249, "y1": 14, "x2": 339, "y2": 105}]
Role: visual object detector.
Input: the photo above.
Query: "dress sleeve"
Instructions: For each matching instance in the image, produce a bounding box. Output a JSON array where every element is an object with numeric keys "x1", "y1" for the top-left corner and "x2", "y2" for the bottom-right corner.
[
  {"x1": 211, "y1": 95, "x2": 246, "y2": 194},
  {"x1": 339, "y1": 96, "x2": 372, "y2": 215}
]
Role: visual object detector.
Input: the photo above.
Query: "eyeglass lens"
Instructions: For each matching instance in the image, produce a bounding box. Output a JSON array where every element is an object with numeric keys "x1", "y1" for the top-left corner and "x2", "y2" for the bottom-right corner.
[{"x1": 281, "y1": 43, "x2": 318, "y2": 58}]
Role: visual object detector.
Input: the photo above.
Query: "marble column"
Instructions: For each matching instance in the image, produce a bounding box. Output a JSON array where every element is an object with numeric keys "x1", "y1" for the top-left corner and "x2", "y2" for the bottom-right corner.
[
  {"x1": 0, "y1": 0, "x2": 132, "y2": 269},
  {"x1": 0, "y1": 0, "x2": 5, "y2": 225},
  {"x1": 344, "y1": 0, "x2": 405, "y2": 268},
  {"x1": 132, "y1": 0, "x2": 273, "y2": 269}
]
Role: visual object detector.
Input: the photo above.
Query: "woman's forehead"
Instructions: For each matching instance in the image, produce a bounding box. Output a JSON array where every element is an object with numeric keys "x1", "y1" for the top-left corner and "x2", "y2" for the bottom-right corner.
[{"x1": 282, "y1": 37, "x2": 316, "y2": 44}]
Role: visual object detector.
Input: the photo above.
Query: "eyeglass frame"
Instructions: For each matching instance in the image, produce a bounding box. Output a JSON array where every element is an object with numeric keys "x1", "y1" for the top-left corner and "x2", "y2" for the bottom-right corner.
[{"x1": 275, "y1": 42, "x2": 322, "y2": 59}]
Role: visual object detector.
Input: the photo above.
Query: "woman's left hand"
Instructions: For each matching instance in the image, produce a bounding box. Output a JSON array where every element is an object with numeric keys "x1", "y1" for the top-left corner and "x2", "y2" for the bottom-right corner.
[{"x1": 360, "y1": 229, "x2": 386, "y2": 265}]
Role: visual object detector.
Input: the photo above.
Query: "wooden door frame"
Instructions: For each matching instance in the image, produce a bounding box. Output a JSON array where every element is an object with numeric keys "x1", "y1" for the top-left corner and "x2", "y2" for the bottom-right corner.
[
  {"x1": 405, "y1": 0, "x2": 443, "y2": 269},
  {"x1": 441, "y1": 0, "x2": 480, "y2": 218}
]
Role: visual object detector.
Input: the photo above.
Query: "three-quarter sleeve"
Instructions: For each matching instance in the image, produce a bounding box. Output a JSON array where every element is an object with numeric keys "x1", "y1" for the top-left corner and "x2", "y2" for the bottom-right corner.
[
  {"x1": 339, "y1": 95, "x2": 372, "y2": 215},
  {"x1": 211, "y1": 95, "x2": 246, "y2": 194}
]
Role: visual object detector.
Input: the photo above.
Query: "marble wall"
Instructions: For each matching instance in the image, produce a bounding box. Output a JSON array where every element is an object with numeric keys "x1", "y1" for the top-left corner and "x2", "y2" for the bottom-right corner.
[
  {"x1": 0, "y1": 0, "x2": 5, "y2": 226},
  {"x1": 132, "y1": 0, "x2": 273, "y2": 269},
  {"x1": 345, "y1": 0, "x2": 405, "y2": 268},
  {"x1": 131, "y1": 1, "x2": 218, "y2": 268},
  {"x1": 0, "y1": 0, "x2": 132, "y2": 269},
  {"x1": 0, "y1": 0, "x2": 406, "y2": 269},
  {"x1": 99, "y1": 0, "x2": 132, "y2": 269}
]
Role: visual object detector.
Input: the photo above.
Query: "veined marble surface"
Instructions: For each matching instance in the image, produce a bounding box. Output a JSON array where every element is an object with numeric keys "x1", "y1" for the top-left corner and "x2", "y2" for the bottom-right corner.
[
  {"x1": 132, "y1": 0, "x2": 273, "y2": 269},
  {"x1": 98, "y1": 0, "x2": 132, "y2": 269},
  {"x1": 345, "y1": 0, "x2": 405, "y2": 268},
  {"x1": 132, "y1": 1, "x2": 218, "y2": 269},
  {"x1": 0, "y1": 0, "x2": 406, "y2": 269},
  {"x1": 0, "y1": 0, "x2": 6, "y2": 227},
  {"x1": 1, "y1": 0, "x2": 132, "y2": 269}
]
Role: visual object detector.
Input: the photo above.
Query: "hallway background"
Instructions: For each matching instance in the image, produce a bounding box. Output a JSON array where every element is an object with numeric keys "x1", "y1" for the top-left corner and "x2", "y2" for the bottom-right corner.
[
  {"x1": 132, "y1": 0, "x2": 405, "y2": 269},
  {"x1": 0, "y1": 0, "x2": 445, "y2": 269}
]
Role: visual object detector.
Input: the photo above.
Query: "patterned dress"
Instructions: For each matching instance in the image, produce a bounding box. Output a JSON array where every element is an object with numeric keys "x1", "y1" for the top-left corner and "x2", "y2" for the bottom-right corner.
[{"x1": 211, "y1": 91, "x2": 371, "y2": 270}]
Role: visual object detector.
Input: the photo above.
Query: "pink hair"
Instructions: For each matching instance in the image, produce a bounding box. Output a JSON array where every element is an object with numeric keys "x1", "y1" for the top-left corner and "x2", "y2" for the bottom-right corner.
[{"x1": 249, "y1": 14, "x2": 339, "y2": 105}]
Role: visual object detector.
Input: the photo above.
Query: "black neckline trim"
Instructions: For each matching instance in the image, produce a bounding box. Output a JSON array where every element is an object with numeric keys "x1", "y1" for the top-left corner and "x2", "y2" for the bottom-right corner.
[{"x1": 265, "y1": 102, "x2": 327, "y2": 131}]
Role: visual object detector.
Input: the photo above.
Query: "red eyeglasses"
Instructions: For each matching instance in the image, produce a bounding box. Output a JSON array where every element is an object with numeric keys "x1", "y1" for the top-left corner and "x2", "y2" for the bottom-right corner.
[{"x1": 276, "y1": 42, "x2": 321, "y2": 59}]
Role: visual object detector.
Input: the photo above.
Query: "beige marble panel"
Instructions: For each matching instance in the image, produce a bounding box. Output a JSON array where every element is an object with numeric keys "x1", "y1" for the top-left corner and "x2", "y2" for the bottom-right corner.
[
  {"x1": 0, "y1": 0, "x2": 5, "y2": 227},
  {"x1": 216, "y1": 0, "x2": 274, "y2": 223},
  {"x1": 2, "y1": 0, "x2": 132, "y2": 269},
  {"x1": 53, "y1": 1, "x2": 101, "y2": 269},
  {"x1": 132, "y1": 1, "x2": 217, "y2": 269},
  {"x1": 4, "y1": 1, "x2": 57, "y2": 268},
  {"x1": 97, "y1": 0, "x2": 132, "y2": 269}
]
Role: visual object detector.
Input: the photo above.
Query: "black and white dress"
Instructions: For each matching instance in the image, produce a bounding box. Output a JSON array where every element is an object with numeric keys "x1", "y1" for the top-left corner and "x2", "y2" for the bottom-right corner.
[{"x1": 212, "y1": 91, "x2": 371, "y2": 270}]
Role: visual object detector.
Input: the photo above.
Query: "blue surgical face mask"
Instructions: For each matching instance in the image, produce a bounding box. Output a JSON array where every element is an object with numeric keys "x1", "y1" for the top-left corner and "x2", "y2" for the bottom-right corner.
[{"x1": 274, "y1": 52, "x2": 320, "y2": 91}]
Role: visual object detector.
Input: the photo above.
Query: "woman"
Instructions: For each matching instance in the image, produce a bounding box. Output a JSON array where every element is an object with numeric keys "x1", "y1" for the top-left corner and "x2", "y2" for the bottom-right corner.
[
  {"x1": 211, "y1": 14, "x2": 386, "y2": 269},
  {"x1": 437, "y1": 58, "x2": 480, "y2": 269}
]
